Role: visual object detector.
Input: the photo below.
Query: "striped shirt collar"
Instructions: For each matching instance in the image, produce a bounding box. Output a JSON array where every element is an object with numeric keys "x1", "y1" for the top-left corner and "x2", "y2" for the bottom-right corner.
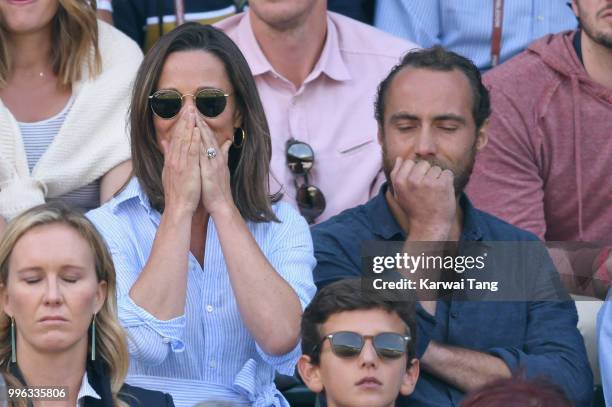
[{"x1": 110, "y1": 177, "x2": 152, "y2": 214}]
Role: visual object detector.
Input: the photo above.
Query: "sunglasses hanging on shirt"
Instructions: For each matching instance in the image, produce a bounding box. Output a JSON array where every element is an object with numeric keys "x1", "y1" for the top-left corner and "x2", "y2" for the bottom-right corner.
[{"x1": 286, "y1": 139, "x2": 326, "y2": 224}]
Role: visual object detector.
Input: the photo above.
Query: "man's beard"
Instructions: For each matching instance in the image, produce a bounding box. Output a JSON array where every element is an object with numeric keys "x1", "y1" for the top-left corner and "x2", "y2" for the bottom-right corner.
[
  {"x1": 382, "y1": 143, "x2": 477, "y2": 198},
  {"x1": 579, "y1": 4, "x2": 612, "y2": 50}
]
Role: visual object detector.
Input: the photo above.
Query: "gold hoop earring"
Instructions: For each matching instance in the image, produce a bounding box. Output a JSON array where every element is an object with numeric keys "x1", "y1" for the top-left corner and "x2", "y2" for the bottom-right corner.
[{"x1": 233, "y1": 127, "x2": 246, "y2": 148}]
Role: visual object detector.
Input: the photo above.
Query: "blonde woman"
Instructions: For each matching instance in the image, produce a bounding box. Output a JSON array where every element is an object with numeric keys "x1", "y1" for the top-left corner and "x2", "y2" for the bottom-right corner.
[
  {"x1": 0, "y1": 0, "x2": 142, "y2": 231},
  {"x1": 0, "y1": 203, "x2": 174, "y2": 406}
]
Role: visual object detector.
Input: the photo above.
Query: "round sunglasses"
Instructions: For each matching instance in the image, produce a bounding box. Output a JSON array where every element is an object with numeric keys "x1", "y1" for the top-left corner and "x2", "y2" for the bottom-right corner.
[
  {"x1": 319, "y1": 331, "x2": 411, "y2": 360},
  {"x1": 286, "y1": 139, "x2": 326, "y2": 223},
  {"x1": 149, "y1": 88, "x2": 230, "y2": 119}
]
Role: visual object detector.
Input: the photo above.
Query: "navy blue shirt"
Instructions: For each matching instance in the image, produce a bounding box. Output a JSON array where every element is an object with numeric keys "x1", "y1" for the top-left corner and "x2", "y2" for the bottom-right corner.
[
  {"x1": 312, "y1": 185, "x2": 593, "y2": 406},
  {"x1": 112, "y1": 0, "x2": 236, "y2": 50},
  {"x1": 328, "y1": 0, "x2": 375, "y2": 24}
]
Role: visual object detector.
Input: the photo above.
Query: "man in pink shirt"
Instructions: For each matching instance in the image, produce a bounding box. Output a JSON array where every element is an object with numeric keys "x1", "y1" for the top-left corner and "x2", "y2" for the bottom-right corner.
[{"x1": 216, "y1": 1, "x2": 417, "y2": 223}]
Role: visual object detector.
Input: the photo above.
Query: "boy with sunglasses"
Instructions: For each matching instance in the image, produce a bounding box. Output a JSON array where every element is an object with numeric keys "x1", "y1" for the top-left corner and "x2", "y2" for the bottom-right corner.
[{"x1": 298, "y1": 278, "x2": 419, "y2": 407}]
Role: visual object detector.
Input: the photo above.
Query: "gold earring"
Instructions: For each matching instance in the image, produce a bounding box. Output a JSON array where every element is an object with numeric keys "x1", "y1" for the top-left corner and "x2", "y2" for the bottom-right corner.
[{"x1": 233, "y1": 127, "x2": 246, "y2": 148}]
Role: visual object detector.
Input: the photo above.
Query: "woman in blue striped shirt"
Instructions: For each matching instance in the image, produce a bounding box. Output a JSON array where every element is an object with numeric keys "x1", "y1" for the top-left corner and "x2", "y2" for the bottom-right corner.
[{"x1": 86, "y1": 23, "x2": 316, "y2": 407}]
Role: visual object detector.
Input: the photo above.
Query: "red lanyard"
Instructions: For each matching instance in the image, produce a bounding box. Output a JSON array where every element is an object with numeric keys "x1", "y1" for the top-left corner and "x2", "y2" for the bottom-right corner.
[
  {"x1": 491, "y1": 0, "x2": 504, "y2": 67},
  {"x1": 175, "y1": 0, "x2": 185, "y2": 26}
]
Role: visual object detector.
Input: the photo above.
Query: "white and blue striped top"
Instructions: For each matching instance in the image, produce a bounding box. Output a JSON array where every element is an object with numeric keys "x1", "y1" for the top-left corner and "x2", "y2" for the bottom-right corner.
[
  {"x1": 18, "y1": 98, "x2": 100, "y2": 211},
  {"x1": 86, "y1": 178, "x2": 316, "y2": 407},
  {"x1": 374, "y1": 0, "x2": 577, "y2": 71}
]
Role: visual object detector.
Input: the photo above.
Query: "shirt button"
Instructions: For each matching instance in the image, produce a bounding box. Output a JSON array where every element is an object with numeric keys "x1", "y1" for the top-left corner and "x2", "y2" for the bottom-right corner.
[
  {"x1": 537, "y1": 15, "x2": 544, "y2": 21},
  {"x1": 209, "y1": 360, "x2": 216, "y2": 368},
  {"x1": 206, "y1": 305, "x2": 214, "y2": 313},
  {"x1": 450, "y1": 311, "x2": 458, "y2": 319}
]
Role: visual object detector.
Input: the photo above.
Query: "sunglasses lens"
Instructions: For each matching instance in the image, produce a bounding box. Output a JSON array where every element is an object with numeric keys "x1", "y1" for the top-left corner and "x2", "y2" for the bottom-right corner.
[
  {"x1": 150, "y1": 90, "x2": 182, "y2": 119},
  {"x1": 296, "y1": 184, "x2": 326, "y2": 223},
  {"x1": 373, "y1": 333, "x2": 407, "y2": 359},
  {"x1": 330, "y1": 332, "x2": 363, "y2": 358},
  {"x1": 286, "y1": 142, "x2": 314, "y2": 175},
  {"x1": 196, "y1": 89, "x2": 227, "y2": 118}
]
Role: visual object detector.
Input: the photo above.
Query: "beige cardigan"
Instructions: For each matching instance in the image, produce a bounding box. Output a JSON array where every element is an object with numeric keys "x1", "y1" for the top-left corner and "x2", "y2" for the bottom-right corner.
[{"x1": 0, "y1": 22, "x2": 143, "y2": 220}]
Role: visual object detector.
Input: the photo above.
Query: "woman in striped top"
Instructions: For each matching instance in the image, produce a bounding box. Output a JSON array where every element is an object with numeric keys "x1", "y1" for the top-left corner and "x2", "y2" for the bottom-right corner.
[
  {"x1": 86, "y1": 23, "x2": 316, "y2": 407},
  {"x1": 0, "y1": 0, "x2": 142, "y2": 231}
]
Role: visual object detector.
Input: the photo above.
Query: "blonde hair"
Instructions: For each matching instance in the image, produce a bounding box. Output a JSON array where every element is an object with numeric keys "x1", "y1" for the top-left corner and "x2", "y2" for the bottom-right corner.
[
  {"x1": 0, "y1": 203, "x2": 128, "y2": 407},
  {"x1": 0, "y1": 0, "x2": 101, "y2": 88}
]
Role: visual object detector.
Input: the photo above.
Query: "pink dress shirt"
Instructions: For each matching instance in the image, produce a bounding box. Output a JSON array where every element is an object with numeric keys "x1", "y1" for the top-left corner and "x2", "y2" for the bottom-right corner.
[{"x1": 217, "y1": 12, "x2": 417, "y2": 222}]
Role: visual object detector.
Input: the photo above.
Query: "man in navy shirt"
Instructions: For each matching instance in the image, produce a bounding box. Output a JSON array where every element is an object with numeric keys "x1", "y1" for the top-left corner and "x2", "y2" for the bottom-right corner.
[{"x1": 312, "y1": 47, "x2": 593, "y2": 406}]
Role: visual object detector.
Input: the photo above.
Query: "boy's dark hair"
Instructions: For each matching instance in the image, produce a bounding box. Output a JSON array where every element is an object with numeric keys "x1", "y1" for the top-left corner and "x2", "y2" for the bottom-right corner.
[
  {"x1": 375, "y1": 46, "x2": 491, "y2": 131},
  {"x1": 301, "y1": 278, "x2": 416, "y2": 368}
]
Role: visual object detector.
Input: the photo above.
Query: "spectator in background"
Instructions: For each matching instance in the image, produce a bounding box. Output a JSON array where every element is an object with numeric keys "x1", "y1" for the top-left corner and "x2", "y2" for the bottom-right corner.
[
  {"x1": 468, "y1": 0, "x2": 612, "y2": 241},
  {"x1": 0, "y1": 0, "x2": 141, "y2": 233},
  {"x1": 87, "y1": 23, "x2": 316, "y2": 407},
  {"x1": 112, "y1": 0, "x2": 237, "y2": 50},
  {"x1": 110, "y1": 0, "x2": 377, "y2": 49},
  {"x1": 0, "y1": 203, "x2": 174, "y2": 406},
  {"x1": 466, "y1": 0, "x2": 612, "y2": 295},
  {"x1": 216, "y1": 0, "x2": 417, "y2": 223},
  {"x1": 375, "y1": 0, "x2": 577, "y2": 71},
  {"x1": 312, "y1": 47, "x2": 593, "y2": 406},
  {"x1": 460, "y1": 376, "x2": 573, "y2": 407},
  {"x1": 298, "y1": 279, "x2": 419, "y2": 407}
]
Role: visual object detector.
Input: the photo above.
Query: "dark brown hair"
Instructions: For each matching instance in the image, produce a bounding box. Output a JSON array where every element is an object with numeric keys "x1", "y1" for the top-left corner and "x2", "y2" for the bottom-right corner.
[
  {"x1": 301, "y1": 278, "x2": 416, "y2": 368},
  {"x1": 129, "y1": 23, "x2": 277, "y2": 222},
  {"x1": 375, "y1": 47, "x2": 491, "y2": 131}
]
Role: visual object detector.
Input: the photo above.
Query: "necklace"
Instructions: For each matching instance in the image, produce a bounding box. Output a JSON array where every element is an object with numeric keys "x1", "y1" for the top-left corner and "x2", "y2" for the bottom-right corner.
[{"x1": 20, "y1": 67, "x2": 51, "y2": 80}]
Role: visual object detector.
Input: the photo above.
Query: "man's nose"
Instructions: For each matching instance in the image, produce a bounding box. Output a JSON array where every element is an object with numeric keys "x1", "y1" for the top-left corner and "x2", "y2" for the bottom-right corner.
[{"x1": 414, "y1": 129, "x2": 437, "y2": 157}]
